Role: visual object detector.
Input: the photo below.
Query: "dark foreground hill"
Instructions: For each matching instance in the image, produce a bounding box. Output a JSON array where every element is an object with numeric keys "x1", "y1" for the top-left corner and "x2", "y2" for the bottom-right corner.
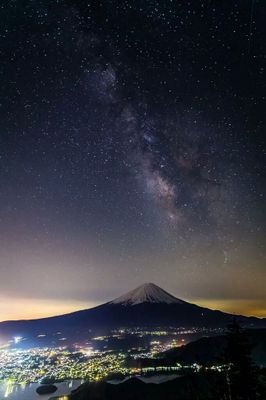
[
  {"x1": 161, "y1": 329, "x2": 266, "y2": 367},
  {"x1": 69, "y1": 374, "x2": 229, "y2": 400},
  {"x1": 0, "y1": 284, "x2": 265, "y2": 341},
  {"x1": 69, "y1": 370, "x2": 266, "y2": 400}
]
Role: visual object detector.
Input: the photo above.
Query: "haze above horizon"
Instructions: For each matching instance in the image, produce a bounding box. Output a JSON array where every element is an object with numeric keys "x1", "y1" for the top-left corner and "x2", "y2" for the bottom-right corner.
[{"x1": 0, "y1": 283, "x2": 265, "y2": 322}]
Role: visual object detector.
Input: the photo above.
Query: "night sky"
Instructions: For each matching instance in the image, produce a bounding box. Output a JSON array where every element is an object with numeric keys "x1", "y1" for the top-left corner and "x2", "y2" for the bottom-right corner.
[{"x1": 0, "y1": 0, "x2": 265, "y2": 321}]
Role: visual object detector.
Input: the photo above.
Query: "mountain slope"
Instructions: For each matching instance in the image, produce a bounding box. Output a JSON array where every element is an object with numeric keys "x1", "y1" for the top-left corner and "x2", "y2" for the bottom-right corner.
[
  {"x1": 161, "y1": 329, "x2": 266, "y2": 366},
  {"x1": 110, "y1": 283, "x2": 183, "y2": 305},
  {"x1": 0, "y1": 283, "x2": 265, "y2": 341}
]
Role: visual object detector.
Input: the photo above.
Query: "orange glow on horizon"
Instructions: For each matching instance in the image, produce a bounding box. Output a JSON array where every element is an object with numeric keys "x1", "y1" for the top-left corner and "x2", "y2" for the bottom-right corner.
[
  {"x1": 0, "y1": 296, "x2": 265, "y2": 322},
  {"x1": 193, "y1": 298, "x2": 266, "y2": 319},
  {"x1": 0, "y1": 297, "x2": 98, "y2": 322}
]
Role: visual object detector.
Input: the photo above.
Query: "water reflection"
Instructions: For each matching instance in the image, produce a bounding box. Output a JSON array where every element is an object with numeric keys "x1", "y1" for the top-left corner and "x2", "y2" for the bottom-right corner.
[
  {"x1": 4, "y1": 381, "x2": 14, "y2": 398},
  {"x1": 0, "y1": 380, "x2": 82, "y2": 400}
]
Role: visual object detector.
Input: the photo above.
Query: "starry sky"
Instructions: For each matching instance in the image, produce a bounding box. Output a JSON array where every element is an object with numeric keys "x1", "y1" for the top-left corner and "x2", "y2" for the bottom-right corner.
[{"x1": 0, "y1": 0, "x2": 265, "y2": 321}]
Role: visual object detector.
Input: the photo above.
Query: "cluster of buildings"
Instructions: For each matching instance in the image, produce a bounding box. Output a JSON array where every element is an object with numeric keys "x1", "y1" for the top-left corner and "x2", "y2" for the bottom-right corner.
[
  {"x1": 0, "y1": 347, "x2": 128, "y2": 383},
  {"x1": 0, "y1": 326, "x2": 225, "y2": 385}
]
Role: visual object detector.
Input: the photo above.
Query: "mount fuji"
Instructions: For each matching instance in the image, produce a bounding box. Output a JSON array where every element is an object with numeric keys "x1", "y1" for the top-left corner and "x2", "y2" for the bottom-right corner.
[
  {"x1": 0, "y1": 283, "x2": 265, "y2": 341},
  {"x1": 110, "y1": 282, "x2": 184, "y2": 305}
]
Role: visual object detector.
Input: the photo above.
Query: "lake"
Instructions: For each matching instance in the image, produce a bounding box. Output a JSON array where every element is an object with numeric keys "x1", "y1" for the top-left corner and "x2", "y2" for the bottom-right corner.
[{"x1": 0, "y1": 380, "x2": 83, "y2": 400}]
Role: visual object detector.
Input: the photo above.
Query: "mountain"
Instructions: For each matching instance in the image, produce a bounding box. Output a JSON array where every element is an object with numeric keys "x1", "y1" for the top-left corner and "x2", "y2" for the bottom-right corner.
[
  {"x1": 0, "y1": 283, "x2": 265, "y2": 341},
  {"x1": 110, "y1": 282, "x2": 183, "y2": 305}
]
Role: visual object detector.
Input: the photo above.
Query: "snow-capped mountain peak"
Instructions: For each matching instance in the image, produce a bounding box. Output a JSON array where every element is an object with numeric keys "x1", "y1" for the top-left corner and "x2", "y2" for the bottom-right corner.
[{"x1": 110, "y1": 283, "x2": 183, "y2": 306}]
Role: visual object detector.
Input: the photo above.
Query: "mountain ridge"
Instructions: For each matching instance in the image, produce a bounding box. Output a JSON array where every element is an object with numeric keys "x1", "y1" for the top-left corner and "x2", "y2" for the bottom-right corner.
[{"x1": 0, "y1": 284, "x2": 265, "y2": 341}]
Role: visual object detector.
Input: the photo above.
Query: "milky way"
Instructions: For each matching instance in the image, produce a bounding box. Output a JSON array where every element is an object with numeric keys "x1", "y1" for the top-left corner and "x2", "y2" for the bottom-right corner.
[{"x1": 0, "y1": 1, "x2": 265, "y2": 320}]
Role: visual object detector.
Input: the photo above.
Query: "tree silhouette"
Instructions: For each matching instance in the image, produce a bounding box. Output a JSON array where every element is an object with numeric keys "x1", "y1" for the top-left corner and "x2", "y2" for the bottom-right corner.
[{"x1": 224, "y1": 319, "x2": 258, "y2": 400}]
